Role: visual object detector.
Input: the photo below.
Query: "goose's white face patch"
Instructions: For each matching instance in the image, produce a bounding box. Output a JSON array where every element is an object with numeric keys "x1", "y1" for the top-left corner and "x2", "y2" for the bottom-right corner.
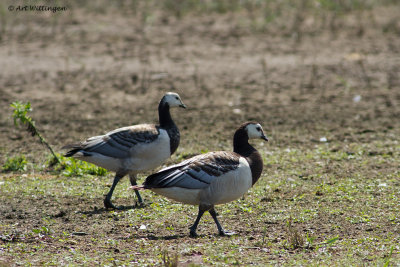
[
  {"x1": 164, "y1": 92, "x2": 185, "y2": 108},
  {"x1": 246, "y1": 123, "x2": 267, "y2": 140}
]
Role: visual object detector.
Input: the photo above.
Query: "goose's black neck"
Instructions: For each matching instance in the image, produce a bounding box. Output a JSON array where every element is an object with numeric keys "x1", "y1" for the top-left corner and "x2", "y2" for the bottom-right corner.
[
  {"x1": 233, "y1": 128, "x2": 255, "y2": 157},
  {"x1": 233, "y1": 128, "x2": 263, "y2": 185},
  {"x1": 159, "y1": 99, "x2": 174, "y2": 128},
  {"x1": 158, "y1": 98, "x2": 180, "y2": 155}
]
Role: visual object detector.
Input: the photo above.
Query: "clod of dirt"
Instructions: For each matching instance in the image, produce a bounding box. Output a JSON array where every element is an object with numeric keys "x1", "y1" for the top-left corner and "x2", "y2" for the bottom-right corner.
[
  {"x1": 71, "y1": 232, "x2": 88, "y2": 236},
  {"x1": 261, "y1": 197, "x2": 274, "y2": 202},
  {"x1": 52, "y1": 210, "x2": 66, "y2": 218}
]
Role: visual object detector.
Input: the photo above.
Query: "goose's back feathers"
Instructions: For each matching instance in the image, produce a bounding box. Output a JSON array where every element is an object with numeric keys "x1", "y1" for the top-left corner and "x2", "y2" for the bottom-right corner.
[
  {"x1": 144, "y1": 151, "x2": 253, "y2": 205},
  {"x1": 107, "y1": 124, "x2": 160, "y2": 146},
  {"x1": 65, "y1": 124, "x2": 160, "y2": 156}
]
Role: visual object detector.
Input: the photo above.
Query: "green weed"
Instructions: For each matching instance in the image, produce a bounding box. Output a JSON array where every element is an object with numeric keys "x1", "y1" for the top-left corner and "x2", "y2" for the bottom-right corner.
[
  {"x1": 384, "y1": 246, "x2": 395, "y2": 267},
  {"x1": 2, "y1": 155, "x2": 28, "y2": 172},
  {"x1": 32, "y1": 226, "x2": 52, "y2": 236},
  {"x1": 11, "y1": 101, "x2": 61, "y2": 165},
  {"x1": 60, "y1": 156, "x2": 107, "y2": 177},
  {"x1": 285, "y1": 217, "x2": 304, "y2": 249},
  {"x1": 161, "y1": 250, "x2": 179, "y2": 267}
]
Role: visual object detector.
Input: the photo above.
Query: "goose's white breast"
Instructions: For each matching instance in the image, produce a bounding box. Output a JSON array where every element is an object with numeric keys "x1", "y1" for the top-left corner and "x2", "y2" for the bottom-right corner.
[
  {"x1": 125, "y1": 129, "x2": 171, "y2": 171},
  {"x1": 202, "y1": 157, "x2": 252, "y2": 205}
]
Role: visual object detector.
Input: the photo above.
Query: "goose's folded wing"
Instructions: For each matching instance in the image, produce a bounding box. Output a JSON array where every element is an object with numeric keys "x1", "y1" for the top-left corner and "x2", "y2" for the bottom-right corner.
[
  {"x1": 72, "y1": 125, "x2": 160, "y2": 158},
  {"x1": 144, "y1": 151, "x2": 240, "y2": 189}
]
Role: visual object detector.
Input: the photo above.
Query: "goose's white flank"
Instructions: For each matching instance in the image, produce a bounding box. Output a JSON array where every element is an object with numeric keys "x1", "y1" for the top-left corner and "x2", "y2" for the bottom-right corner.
[
  {"x1": 132, "y1": 121, "x2": 268, "y2": 237},
  {"x1": 63, "y1": 92, "x2": 186, "y2": 209}
]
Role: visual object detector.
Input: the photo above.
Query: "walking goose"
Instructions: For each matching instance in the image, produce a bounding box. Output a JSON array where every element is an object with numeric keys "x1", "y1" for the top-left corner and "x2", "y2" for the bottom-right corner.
[
  {"x1": 63, "y1": 92, "x2": 186, "y2": 209},
  {"x1": 132, "y1": 122, "x2": 268, "y2": 237}
]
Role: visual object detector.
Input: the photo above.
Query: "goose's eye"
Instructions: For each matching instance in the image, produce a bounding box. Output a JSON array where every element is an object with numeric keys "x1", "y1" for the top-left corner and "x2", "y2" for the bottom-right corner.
[
  {"x1": 256, "y1": 127, "x2": 261, "y2": 131},
  {"x1": 175, "y1": 97, "x2": 179, "y2": 100}
]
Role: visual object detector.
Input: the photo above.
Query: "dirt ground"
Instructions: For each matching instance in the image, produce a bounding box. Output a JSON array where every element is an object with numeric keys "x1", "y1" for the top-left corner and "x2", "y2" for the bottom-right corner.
[
  {"x1": 0, "y1": 1, "x2": 400, "y2": 265},
  {"x1": 1, "y1": 4, "x2": 400, "y2": 157}
]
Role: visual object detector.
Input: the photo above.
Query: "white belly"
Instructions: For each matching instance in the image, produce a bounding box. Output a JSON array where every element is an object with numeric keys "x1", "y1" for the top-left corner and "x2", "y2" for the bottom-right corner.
[
  {"x1": 77, "y1": 153, "x2": 122, "y2": 172},
  {"x1": 152, "y1": 187, "x2": 202, "y2": 205}
]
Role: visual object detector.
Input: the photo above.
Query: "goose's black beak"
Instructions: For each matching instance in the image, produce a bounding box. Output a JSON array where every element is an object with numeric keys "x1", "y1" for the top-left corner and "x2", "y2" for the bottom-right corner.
[
  {"x1": 180, "y1": 103, "x2": 187, "y2": 109},
  {"x1": 261, "y1": 135, "x2": 268, "y2": 142}
]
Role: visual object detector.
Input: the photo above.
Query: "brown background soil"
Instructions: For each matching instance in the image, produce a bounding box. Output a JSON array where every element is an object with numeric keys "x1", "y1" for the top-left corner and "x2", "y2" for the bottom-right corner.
[
  {"x1": 1, "y1": 4, "x2": 399, "y2": 160},
  {"x1": 0, "y1": 1, "x2": 399, "y2": 265}
]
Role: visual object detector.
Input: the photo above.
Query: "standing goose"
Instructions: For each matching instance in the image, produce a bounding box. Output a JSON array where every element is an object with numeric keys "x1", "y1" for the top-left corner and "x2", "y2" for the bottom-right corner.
[
  {"x1": 132, "y1": 122, "x2": 268, "y2": 237},
  {"x1": 63, "y1": 92, "x2": 186, "y2": 209}
]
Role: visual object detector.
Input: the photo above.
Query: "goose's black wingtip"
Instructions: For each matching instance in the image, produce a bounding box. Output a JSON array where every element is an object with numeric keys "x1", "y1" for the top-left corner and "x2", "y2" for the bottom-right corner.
[
  {"x1": 62, "y1": 143, "x2": 82, "y2": 157},
  {"x1": 63, "y1": 149, "x2": 78, "y2": 157}
]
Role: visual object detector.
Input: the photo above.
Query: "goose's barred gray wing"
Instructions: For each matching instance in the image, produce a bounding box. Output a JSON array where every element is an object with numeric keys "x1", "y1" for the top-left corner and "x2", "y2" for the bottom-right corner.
[
  {"x1": 64, "y1": 125, "x2": 160, "y2": 158},
  {"x1": 107, "y1": 125, "x2": 160, "y2": 145},
  {"x1": 144, "y1": 151, "x2": 240, "y2": 189}
]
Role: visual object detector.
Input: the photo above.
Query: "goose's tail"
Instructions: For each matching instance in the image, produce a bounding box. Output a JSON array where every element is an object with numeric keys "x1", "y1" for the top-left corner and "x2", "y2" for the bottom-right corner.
[{"x1": 61, "y1": 143, "x2": 82, "y2": 157}]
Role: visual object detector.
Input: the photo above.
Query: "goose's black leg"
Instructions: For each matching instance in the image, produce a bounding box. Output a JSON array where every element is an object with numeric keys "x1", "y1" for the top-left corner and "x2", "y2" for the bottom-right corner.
[
  {"x1": 209, "y1": 207, "x2": 235, "y2": 236},
  {"x1": 129, "y1": 174, "x2": 143, "y2": 204},
  {"x1": 104, "y1": 174, "x2": 123, "y2": 210},
  {"x1": 189, "y1": 205, "x2": 208, "y2": 237}
]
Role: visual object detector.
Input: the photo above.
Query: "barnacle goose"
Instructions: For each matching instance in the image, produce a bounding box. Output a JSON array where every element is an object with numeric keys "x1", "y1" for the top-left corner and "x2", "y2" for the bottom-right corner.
[
  {"x1": 132, "y1": 122, "x2": 268, "y2": 236},
  {"x1": 63, "y1": 92, "x2": 186, "y2": 209}
]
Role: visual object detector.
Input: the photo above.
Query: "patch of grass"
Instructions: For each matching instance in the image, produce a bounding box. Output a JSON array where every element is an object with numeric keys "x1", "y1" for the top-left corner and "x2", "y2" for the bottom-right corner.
[
  {"x1": 2, "y1": 155, "x2": 28, "y2": 172},
  {"x1": 63, "y1": 0, "x2": 399, "y2": 37},
  {"x1": 60, "y1": 156, "x2": 108, "y2": 177},
  {"x1": 0, "y1": 2, "x2": 9, "y2": 39},
  {"x1": 384, "y1": 246, "x2": 395, "y2": 267}
]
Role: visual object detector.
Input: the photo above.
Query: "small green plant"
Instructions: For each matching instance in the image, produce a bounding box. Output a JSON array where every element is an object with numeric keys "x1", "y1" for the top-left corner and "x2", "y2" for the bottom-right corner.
[
  {"x1": 2, "y1": 155, "x2": 28, "y2": 172},
  {"x1": 312, "y1": 236, "x2": 339, "y2": 250},
  {"x1": 31, "y1": 226, "x2": 54, "y2": 240},
  {"x1": 32, "y1": 226, "x2": 51, "y2": 236},
  {"x1": 305, "y1": 232, "x2": 316, "y2": 249},
  {"x1": 61, "y1": 156, "x2": 107, "y2": 177},
  {"x1": 11, "y1": 101, "x2": 61, "y2": 165},
  {"x1": 383, "y1": 246, "x2": 394, "y2": 267},
  {"x1": 161, "y1": 250, "x2": 178, "y2": 267},
  {"x1": 285, "y1": 217, "x2": 304, "y2": 249},
  {"x1": 323, "y1": 236, "x2": 339, "y2": 246}
]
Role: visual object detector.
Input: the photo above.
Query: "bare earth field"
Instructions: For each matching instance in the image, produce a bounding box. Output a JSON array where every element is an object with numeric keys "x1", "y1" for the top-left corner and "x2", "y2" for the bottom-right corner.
[{"x1": 0, "y1": 1, "x2": 399, "y2": 266}]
